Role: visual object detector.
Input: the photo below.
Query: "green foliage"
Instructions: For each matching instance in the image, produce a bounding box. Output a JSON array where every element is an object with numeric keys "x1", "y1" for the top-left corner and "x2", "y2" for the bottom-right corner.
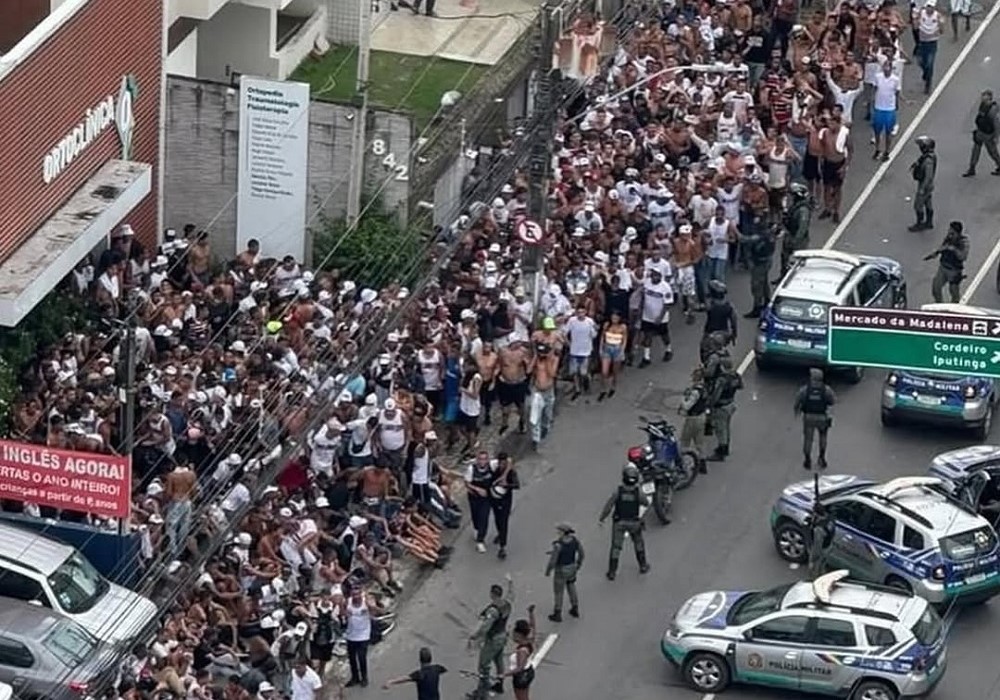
[{"x1": 312, "y1": 209, "x2": 430, "y2": 289}]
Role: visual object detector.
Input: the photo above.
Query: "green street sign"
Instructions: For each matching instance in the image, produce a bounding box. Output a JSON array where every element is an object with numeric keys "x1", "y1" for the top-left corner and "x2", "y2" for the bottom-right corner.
[{"x1": 827, "y1": 307, "x2": 1000, "y2": 377}]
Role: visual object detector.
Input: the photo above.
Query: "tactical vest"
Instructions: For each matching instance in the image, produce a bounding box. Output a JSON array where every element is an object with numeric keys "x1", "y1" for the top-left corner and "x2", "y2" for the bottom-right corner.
[
  {"x1": 802, "y1": 386, "x2": 829, "y2": 414},
  {"x1": 976, "y1": 102, "x2": 996, "y2": 135},
  {"x1": 750, "y1": 230, "x2": 775, "y2": 262},
  {"x1": 613, "y1": 485, "x2": 641, "y2": 521},
  {"x1": 705, "y1": 302, "x2": 733, "y2": 334},
  {"x1": 687, "y1": 385, "x2": 709, "y2": 415},
  {"x1": 717, "y1": 372, "x2": 741, "y2": 403},
  {"x1": 940, "y1": 240, "x2": 965, "y2": 271},
  {"x1": 555, "y1": 537, "x2": 580, "y2": 566},
  {"x1": 483, "y1": 600, "x2": 511, "y2": 638}
]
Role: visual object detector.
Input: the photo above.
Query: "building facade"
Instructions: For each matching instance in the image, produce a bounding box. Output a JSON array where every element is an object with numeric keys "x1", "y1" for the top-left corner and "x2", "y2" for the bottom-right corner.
[{"x1": 0, "y1": 0, "x2": 162, "y2": 327}]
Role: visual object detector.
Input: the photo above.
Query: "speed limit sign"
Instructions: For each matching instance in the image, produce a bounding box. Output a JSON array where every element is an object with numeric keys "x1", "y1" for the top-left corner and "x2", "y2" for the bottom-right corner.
[{"x1": 516, "y1": 219, "x2": 544, "y2": 245}]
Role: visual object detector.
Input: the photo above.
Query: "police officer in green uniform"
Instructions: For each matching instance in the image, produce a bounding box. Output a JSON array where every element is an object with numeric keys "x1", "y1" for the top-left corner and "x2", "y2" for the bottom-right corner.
[
  {"x1": 909, "y1": 135, "x2": 937, "y2": 232},
  {"x1": 679, "y1": 366, "x2": 710, "y2": 474},
  {"x1": 741, "y1": 215, "x2": 776, "y2": 318},
  {"x1": 779, "y1": 183, "x2": 812, "y2": 279},
  {"x1": 545, "y1": 522, "x2": 585, "y2": 622},
  {"x1": 808, "y1": 501, "x2": 836, "y2": 579},
  {"x1": 702, "y1": 281, "x2": 737, "y2": 352},
  {"x1": 468, "y1": 578, "x2": 513, "y2": 699},
  {"x1": 708, "y1": 356, "x2": 743, "y2": 462},
  {"x1": 793, "y1": 368, "x2": 837, "y2": 470},
  {"x1": 925, "y1": 220, "x2": 970, "y2": 303},
  {"x1": 598, "y1": 464, "x2": 650, "y2": 580}
]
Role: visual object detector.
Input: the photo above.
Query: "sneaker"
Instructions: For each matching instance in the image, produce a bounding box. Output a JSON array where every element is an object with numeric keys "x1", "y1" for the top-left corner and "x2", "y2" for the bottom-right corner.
[
  {"x1": 963, "y1": 170, "x2": 976, "y2": 177},
  {"x1": 639, "y1": 358, "x2": 651, "y2": 368},
  {"x1": 662, "y1": 349, "x2": 673, "y2": 362},
  {"x1": 498, "y1": 547, "x2": 507, "y2": 560},
  {"x1": 476, "y1": 542, "x2": 486, "y2": 553}
]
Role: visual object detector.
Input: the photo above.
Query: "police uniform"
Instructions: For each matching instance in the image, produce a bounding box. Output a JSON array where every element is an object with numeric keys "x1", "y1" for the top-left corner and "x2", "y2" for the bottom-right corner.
[
  {"x1": 703, "y1": 298, "x2": 737, "y2": 348},
  {"x1": 680, "y1": 375, "x2": 710, "y2": 472},
  {"x1": 930, "y1": 224, "x2": 969, "y2": 303},
  {"x1": 545, "y1": 523, "x2": 585, "y2": 621},
  {"x1": 472, "y1": 591, "x2": 511, "y2": 698},
  {"x1": 910, "y1": 137, "x2": 937, "y2": 231},
  {"x1": 742, "y1": 220, "x2": 776, "y2": 317},
  {"x1": 709, "y1": 363, "x2": 743, "y2": 460},
  {"x1": 794, "y1": 369, "x2": 836, "y2": 470},
  {"x1": 808, "y1": 507, "x2": 836, "y2": 579},
  {"x1": 780, "y1": 195, "x2": 812, "y2": 276},
  {"x1": 598, "y1": 468, "x2": 650, "y2": 580}
]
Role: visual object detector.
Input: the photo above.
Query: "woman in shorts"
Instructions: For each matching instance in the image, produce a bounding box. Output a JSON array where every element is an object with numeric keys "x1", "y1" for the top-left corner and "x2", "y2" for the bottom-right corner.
[
  {"x1": 503, "y1": 605, "x2": 537, "y2": 700},
  {"x1": 598, "y1": 311, "x2": 628, "y2": 402}
]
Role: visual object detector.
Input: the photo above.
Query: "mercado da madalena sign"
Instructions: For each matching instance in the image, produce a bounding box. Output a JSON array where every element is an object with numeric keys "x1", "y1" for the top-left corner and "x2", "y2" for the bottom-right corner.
[{"x1": 0, "y1": 440, "x2": 131, "y2": 519}]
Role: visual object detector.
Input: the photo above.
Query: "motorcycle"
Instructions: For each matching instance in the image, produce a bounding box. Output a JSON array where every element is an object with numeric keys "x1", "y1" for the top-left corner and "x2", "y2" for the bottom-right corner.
[
  {"x1": 627, "y1": 415, "x2": 699, "y2": 492},
  {"x1": 630, "y1": 449, "x2": 675, "y2": 525}
]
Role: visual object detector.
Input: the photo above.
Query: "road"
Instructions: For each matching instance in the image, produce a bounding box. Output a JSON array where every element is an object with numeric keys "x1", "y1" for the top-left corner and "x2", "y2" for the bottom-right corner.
[{"x1": 362, "y1": 10, "x2": 1000, "y2": 700}]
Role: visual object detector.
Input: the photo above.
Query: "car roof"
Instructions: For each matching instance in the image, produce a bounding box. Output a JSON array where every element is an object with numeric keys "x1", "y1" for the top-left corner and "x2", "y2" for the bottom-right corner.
[
  {"x1": 860, "y1": 478, "x2": 985, "y2": 536},
  {"x1": 782, "y1": 571, "x2": 914, "y2": 623},
  {"x1": 777, "y1": 250, "x2": 903, "y2": 304},
  {"x1": 0, "y1": 522, "x2": 71, "y2": 577},
  {"x1": 0, "y1": 598, "x2": 65, "y2": 637},
  {"x1": 933, "y1": 445, "x2": 1000, "y2": 474},
  {"x1": 920, "y1": 303, "x2": 1000, "y2": 317}
]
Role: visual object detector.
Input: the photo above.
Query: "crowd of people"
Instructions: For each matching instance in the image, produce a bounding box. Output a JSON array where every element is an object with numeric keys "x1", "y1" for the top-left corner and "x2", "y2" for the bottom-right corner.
[{"x1": 0, "y1": 0, "x2": 952, "y2": 696}]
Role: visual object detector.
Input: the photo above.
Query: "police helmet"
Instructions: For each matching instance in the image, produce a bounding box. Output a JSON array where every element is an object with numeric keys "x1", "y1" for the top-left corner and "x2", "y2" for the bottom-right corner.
[
  {"x1": 622, "y1": 463, "x2": 640, "y2": 482},
  {"x1": 708, "y1": 280, "x2": 727, "y2": 298},
  {"x1": 916, "y1": 135, "x2": 936, "y2": 152},
  {"x1": 789, "y1": 182, "x2": 809, "y2": 199}
]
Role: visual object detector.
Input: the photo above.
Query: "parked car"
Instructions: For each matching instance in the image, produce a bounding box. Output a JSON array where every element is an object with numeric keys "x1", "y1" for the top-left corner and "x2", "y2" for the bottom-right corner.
[
  {"x1": 0, "y1": 522, "x2": 157, "y2": 643},
  {"x1": 754, "y1": 249, "x2": 907, "y2": 382},
  {"x1": 0, "y1": 599, "x2": 120, "y2": 700}
]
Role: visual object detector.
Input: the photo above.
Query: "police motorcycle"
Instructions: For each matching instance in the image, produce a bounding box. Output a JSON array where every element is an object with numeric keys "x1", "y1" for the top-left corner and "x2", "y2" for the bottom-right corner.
[{"x1": 627, "y1": 415, "x2": 699, "y2": 497}]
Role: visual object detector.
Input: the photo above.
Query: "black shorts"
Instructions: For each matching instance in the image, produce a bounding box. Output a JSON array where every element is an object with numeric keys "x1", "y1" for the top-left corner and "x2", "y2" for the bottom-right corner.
[
  {"x1": 496, "y1": 380, "x2": 527, "y2": 407},
  {"x1": 803, "y1": 154, "x2": 821, "y2": 182},
  {"x1": 640, "y1": 320, "x2": 669, "y2": 338},
  {"x1": 821, "y1": 159, "x2": 845, "y2": 185},
  {"x1": 458, "y1": 410, "x2": 480, "y2": 430}
]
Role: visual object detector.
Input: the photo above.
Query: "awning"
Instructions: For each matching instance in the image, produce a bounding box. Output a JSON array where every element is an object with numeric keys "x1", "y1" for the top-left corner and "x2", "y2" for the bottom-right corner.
[{"x1": 0, "y1": 159, "x2": 151, "y2": 327}]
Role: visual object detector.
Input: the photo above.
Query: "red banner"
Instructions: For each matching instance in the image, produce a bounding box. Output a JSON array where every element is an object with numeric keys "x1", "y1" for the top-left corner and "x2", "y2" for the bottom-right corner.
[{"x1": 0, "y1": 440, "x2": 132, "y2": 519}]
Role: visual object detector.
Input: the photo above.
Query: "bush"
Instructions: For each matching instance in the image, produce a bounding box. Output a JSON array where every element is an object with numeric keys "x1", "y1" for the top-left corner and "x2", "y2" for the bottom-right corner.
[{"x1": 311, "y1": 208, "x2": 431, "y2": 290}]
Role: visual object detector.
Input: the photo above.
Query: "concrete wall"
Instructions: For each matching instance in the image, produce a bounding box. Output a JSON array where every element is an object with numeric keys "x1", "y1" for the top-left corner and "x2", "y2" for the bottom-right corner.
[
  {"x1": 166, "y1": 26, "x2": 199, "y2": 77},
  {"x1": 163, "y1": 75, "x2": 413, "y2": 262},
  {"x1": 197, "y1": 2, "x2": 275, "y2": 82}
]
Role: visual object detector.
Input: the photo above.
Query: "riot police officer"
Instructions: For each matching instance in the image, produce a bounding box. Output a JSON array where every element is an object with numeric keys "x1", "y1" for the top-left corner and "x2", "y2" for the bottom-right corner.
[
  {"x1": 808, "y1": 501, "x2": 836, "y2": 579},
  {"x1": 468, "y1": 578, "x2": 513, "y2": 699},
  {"x1": 741, "y1": 216, "x2": 776, "y2": 318},
  {"x1": 779, "y1": 182, "x2": 812, "y2": 278},
  {"x1": 793, "y1": 368, "x2": 837, "y2": 470},
  {"x1": 598, "y1": 464, "x2": 650, "y2": 580},
  {"x1": 909, "y1": 135, "x2": 937, "y2": 231},
  {"x1": 544, "y1": 522, "x2": 585, "y2": 622},
  {"x1": 703, "y1": 281, "x2": 738, "y2": 349},
  {"x1": 679, "y1": 366, "x2": 710, "y2": 475},
  {"x1": 925, "y1": 221, "x2": 970, "y2": 303},
  {"x1": 708, "y1": 356, "x2": 743, "y2": 461}
]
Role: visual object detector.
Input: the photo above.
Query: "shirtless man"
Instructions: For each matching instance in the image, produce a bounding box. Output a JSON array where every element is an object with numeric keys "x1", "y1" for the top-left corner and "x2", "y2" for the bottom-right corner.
[
  {"x1": 187, "y1": 231, "x2": 212, "y2": 287},
  {"x1": 528, "y1": 342, "x2": 561, "y2": 450},
  {"x1": 819, "y1": 110, "x2": 852, "y2": 223},
  {"x1": 474, "y1": 341, "x2": 500, "y2": 427},
  {"x1": 496, "y1": 340, "x2": 530, "y2": 435},
  {"x1": 360, "y1": 461, "x2": 396, "y2": 516},
  {"x1": 164, "y1": 461, "x2": 197, "y2": 559}
]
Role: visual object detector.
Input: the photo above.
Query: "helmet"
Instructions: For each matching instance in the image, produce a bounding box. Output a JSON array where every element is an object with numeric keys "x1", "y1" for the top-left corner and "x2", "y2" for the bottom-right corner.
[
  {"x1": 789, "y1": 182, "x2": 809, "y2": 199},
  {"x1": 708, "y1": 280, "x2": 727, "y2": 298},
  {"x1": 622, "y1": 463, "x2": 640, "y2": 484},
  {"x1": 916, "y1": 135, "x2": 935, "y2": 152}
]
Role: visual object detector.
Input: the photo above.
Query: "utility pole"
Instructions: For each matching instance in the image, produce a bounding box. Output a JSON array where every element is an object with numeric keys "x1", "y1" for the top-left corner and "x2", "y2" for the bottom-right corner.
[
  {"x1": 524, "y1": 4, "x2": 559, "y2": 318},
  {"x1": 118, "y1": 287, "x2": 138, "y2": 538},
  {"x1": 345, "y1": 0, "x2": 373, "y2": 225}
]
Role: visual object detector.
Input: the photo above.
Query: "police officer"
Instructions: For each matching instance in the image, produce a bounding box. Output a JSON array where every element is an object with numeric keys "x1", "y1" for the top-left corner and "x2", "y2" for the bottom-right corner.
[
  {"x1": 703, "y1": 281, "x2": 738, "y2": 350},
  {"x1": 545, "y1": 522, "x2": 585, "y2": 622},
  {"x1": 794, "y1": 368, "x2": 837, "y2": 470},
  {"x1": 741, "y1": 215, "x2": 776, "y2": 318},
  {"x1": 963, "y1": 89, "x2": 1000, "y2": 177},
  {"x1": 925, "y1": 221, "x2": 970, "y2": 303},
  {"x1": 468, "y1": 578, "x2": 513, "y2": 699},
  {"x1": 779, "y1": 183, "x2": 812, "y2": 279},
  {"x1": 909, "y1": 135, "x2": 937, "y2": 231},
  {"x1": 807, "y1": 501, "x2": 836, "y2": 579},
  {"x1": 679, "y1": 366, "x2": 710, "y2": 475},
  {"x1": 598, "y1": 464, "x2": 650, "y2": 580},
  {"x1": 708, "y1": 356, "x2": 743, "y2": 462}
]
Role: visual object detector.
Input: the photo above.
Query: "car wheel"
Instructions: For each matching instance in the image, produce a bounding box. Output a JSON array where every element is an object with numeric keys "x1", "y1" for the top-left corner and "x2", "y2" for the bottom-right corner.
[
  {"x1": 851, "y1": 679, "x2": 899, "y2": 700},
  {"x1": 885, "y1": 575, "x2": 913, "y2": 594},
  {"x1": 682, "y1": 652, "x2": 731, "y2": 693},
  {"x1": 774, "y1": 521, "x2": 809, "y2": 564},
  {"x1": 880, "y1": 409, "x2": 897, "y2": 428},
  {"x1": 754, "y1": 353, "x2": 773, "y2": 373},
  {"x1": 975, "y1": 406, "x2": 994, "y2": 441},
  {"x1": 845, "y1": 365, "x2": 865, "y2": 384}
]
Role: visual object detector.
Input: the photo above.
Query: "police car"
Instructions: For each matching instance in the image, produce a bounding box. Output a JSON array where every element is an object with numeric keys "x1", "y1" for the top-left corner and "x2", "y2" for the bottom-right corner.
[
  {"x1": 661, "y1": 569, "x2": 948, "y2": 698},
  {"x1": 929, "y1": 445, "x2": 1000, "y2": 511},
  {"x1": 755, "y1": 250, "x2": 907, "y2": 382},
  {"x1": 770, "y1": 475, "x2": 1000, "y2": 604},
  {"x1": 881, "y1": 304, "x2": 1000, "y2": 439}
]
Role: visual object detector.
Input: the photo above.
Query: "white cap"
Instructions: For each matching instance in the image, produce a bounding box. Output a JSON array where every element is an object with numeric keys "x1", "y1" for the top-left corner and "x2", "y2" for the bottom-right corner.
[
  {"x1": 584, "y1": 202, "x2": 595, "y2": 212},
  {"x1": 293, "y1": 622, "x2": 309, "y2": 636},
  {"x1": 387, "y1": 332, "x2": 400, "y2": 342},
  {"x1": 278, "y1": 507, "x2": 294, "y2": 518},
  {"x1": 233, "y1": 532, "x2": 252, "y2": 547},
  {"x1": 315, "y1": 497, "x2": 330, "y2": 508},
  {"x1": 460, "y1": 308, "x2": 476, "y2": 320},
  {"x1": 424, "y1": 430, "x2": 438, "y2": 441},
  {"x1": 365, "y1": 393, "x2": 378, "y2": 406},
  {"x1": 349, "y1": 515, "x2": 368, "y2": 529},
  {"x1": 258, "y1": 681, "x2": 276, "y2": 692},
  {"x1": 384, "y1": 398, "x2": 397, "y2": 410},
  {"x1": 230, "y1": 340, "x2": 247, "y2": 353}
]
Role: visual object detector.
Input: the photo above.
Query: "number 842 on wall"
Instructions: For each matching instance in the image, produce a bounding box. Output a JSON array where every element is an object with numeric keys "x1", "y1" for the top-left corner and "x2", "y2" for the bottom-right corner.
[{"x1": 372, "y1": 139, "x2": 409, "y2": 182}]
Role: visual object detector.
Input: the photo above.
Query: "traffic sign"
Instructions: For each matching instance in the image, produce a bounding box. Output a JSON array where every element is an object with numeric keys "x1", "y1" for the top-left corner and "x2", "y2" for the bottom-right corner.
[
  {"x1": 827, "y1": 307, "x2": 1000, "y2": 377},
  {"x1": 516, "y1": 219, "x2": 544, "y2": 246}
]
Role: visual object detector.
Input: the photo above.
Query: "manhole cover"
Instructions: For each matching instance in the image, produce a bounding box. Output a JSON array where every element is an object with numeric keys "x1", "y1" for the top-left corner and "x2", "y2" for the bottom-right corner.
[{"x1": 634, "y1": 384, "x2": 684, "y2": 413}]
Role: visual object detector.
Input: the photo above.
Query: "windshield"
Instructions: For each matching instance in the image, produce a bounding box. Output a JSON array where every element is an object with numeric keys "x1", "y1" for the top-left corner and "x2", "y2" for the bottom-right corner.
[
  {"x1": 772, "y1": 297, "x2": 829, "y2": 324},
  {"x1": 42, "y1": 619, "x2": 100, "y2": 667},
  {"x1": 727, "y1": 584, "x2": 793, "y2": 626},
  {"x1": 47, "y1": 552, "x2": 109, "y2": 614},
  {"x1": 902, "y1": 371, "x2": 967, "y2": 383},
  {"x1": 911, "y1": 605, "x2": 943, "y2": 646},
  {"x1": 939, "y1": 526, "x2": 998, "y2": 561}
]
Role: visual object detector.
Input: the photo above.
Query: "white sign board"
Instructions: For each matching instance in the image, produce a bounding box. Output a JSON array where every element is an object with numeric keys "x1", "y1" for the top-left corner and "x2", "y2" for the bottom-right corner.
[{"x1": 237, "y1": 77, "x2": 311, "y2": 261}]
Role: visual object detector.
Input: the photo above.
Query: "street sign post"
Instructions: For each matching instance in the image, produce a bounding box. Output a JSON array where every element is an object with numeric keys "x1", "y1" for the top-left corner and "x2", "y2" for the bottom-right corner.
[{"x1": 827, "y1": 307, "x2": 1000, "y2": 377}]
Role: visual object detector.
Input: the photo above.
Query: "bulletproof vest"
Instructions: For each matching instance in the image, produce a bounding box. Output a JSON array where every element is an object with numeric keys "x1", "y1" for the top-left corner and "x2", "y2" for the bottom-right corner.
[
  {"x1": 802, "y1": 385, "x2": 829, "y2": 414},
  {"x1": 750, "y1": 231, "x2": 775, "y2": 261},
  {"x1": 555, "y1": 536, "x2": 580, "y2": 566},
  {"x1": 470, "y1": 466, "x2": 494, "y2": 492},
  {"x1": 705, "y1": 301, "x2": 733, "y2": 333},
  {"x1": 976, "y1": 102, "x2": 996, "y2": 135},
  {"x1": 940, "y1": 239, "x2": 965, "y2": 271},
  {"x1": 687, "y1": 385, "x2": 709, "y2": 415},
  {"x1": 483, "y1": 600, "x2": 511, "y2": 638},
  {"x1": 783, "y1": 202, "x2": 810, "y2": 236},
  {"x1": 718, "y1": 371, "x2": 740, "y2": 402},
  {"x1": 613, "y1": 484, "x2": 641, "y2": 521}
]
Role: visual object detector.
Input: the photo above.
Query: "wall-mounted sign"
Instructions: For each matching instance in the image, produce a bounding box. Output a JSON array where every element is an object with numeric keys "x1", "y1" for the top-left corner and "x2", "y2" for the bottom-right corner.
[{"x1": 42, "y1": 75, "x2": 138, "y2": 185}]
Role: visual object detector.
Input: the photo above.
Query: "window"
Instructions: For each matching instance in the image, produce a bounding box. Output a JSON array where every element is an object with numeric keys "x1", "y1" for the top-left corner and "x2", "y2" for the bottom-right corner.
[
  {"x1": 911, "y1": 606, "x2": 943, "y2": 646},
  {"x1": 813, "y1": 618, "x2": 857, "y2": 647},
  {"x1": 0, "y1": 569, "x2": 48, "y2": 605},
  {"x1": 859, "y1": 509, "x2": 897, "y2": 543},
  {"x1": 728, "y1": 584, "x2": 795, "y2": 626},
  {"x1": 858, "y1": 270, "x2": 889, "y2": 306},
  {"x1": 47, "y1": 552, "x2": 108, "y2": 614},
  {"x1": 42, "y1": 621, "x2": 99, "y2": 668},
  {"x1": 939, "y1": 526, "x2": 998, "y2": 562},
  {"x1": 749, "y1": 615, "x2": 811, "y2": 644},
  {"x1": 828, "y1": 500, "x2": 869, "y2": 529},
  {"x1": 903, "y1": 526, "x2": 925, "y2": 550},
  {"x1": 865, "y1": 626, "x2": 897, "y2": 647},
  {"x1": 0, "y1": 638, "x2": 34, "y2": 669}
]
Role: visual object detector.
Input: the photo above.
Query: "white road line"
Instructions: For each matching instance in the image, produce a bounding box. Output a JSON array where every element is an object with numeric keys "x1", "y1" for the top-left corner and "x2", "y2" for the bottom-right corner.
[
  {"x1": 960, "y1": 234, "x2": 1000, "y2": 302},
  {"x1": 530, "y1": 632, "x2": 558, "y2": 668},
  {"x1": 735, "y1": 2, "x2": 1000, "y2": 377},
  {"x1": 701, "y1": 695, "x2": 716, "y2": 700}
]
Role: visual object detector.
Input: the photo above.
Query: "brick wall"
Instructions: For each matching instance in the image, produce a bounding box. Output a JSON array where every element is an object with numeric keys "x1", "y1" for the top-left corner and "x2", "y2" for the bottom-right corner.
[
  {"x1": 0, "y1": 0, "x2": 163, "y2": 258},
  {"x1": 162, "y1": 76, "x2": 413, "y2": 263}
]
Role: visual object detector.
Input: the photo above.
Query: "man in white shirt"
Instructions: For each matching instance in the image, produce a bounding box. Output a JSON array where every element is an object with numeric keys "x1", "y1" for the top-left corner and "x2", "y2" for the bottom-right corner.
[
  {"x1": 564, "y1": 306, "x2": 598, "y2": 399},
  {"x1": 290, "y1": 658, "x2": 323, "y2": 700},
  {"x1": 638, "y1": 268, "x2": 675, "y2": 367},
  {"x1": 871, "y1": 61, "x2": 901, "y2": 160}
]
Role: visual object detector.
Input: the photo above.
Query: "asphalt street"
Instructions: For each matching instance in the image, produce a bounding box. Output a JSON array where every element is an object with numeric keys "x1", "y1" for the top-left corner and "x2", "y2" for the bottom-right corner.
[{"x1": 364, "y1": 11, "x2": 1000, "y2": 700}]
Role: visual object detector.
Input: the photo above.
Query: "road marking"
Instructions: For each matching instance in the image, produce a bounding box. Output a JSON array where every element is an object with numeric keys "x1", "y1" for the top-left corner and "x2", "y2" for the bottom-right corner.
[
  {"x1": 960, "y1": 234, "x2": 1000, "y2": 302},
  {"x1": 530, "y1": 633, "x2": 558, "y2": 668},
  {"x1": 734, "y1": 2, "x2": 1000, "y2": 378},
  {"x1": 702, "y1": 695, "x2": 716, "y2": 700}
]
